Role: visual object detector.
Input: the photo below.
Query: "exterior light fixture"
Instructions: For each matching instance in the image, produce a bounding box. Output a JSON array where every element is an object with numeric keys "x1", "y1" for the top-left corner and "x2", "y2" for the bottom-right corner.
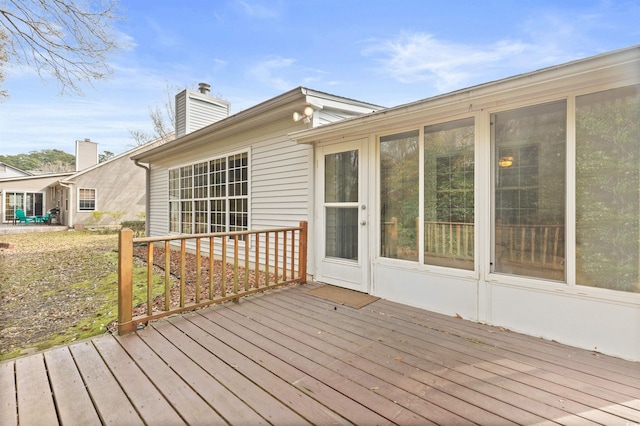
[
  {"x1": 498, "y1": 156, "x2": 514, "y2": 168},
  {"x1": 293, "y1": 106, "x2": 315, "y2": 124}
]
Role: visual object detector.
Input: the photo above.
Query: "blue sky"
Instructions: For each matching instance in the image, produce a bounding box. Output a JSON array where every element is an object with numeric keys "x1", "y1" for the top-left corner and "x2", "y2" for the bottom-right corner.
[{"x1": 1, "y1": 0, "x2": 639, "y2": 157}]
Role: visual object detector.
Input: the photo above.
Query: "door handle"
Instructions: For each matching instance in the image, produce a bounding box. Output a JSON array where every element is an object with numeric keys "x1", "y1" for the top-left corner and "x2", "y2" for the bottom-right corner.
[{"x1": 360, "y1": 220, "x2": 367, "y2": 226}]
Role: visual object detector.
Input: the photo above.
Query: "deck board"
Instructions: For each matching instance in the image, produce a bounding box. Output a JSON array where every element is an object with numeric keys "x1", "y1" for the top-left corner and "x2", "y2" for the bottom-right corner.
[
  {"x1": 14, "y1": 354, "x2": 58, "y2": 425},
  {"x1": 44, "y1": 346, "x2": 102, "y2": 425},
  {"x1": 2, "y1": 283, "x2": 639, "y2": 425},
  {"x1": 69, "y1": 339, "x2": 144, "y2": 425},
  {"x1": 0, "y1": 360, "x2": 17, "y2": 426}
]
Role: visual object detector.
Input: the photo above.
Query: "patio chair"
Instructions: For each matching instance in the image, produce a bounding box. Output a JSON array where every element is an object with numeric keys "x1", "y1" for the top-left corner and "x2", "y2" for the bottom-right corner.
[{"x1": 15, "y1": 209, "x2": 35, "y2": 226}]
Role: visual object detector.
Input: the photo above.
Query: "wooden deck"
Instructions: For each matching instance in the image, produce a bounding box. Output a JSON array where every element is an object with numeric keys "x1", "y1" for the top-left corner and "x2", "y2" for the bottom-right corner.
[{"x1": 2, "y1": 283, "x2": 640, "y2": 425}]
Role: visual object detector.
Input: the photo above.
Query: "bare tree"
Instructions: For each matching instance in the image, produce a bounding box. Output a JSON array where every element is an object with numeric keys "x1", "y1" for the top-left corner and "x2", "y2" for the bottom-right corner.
[
  {"x1": 129, "y1": 83, "x2": 178, "y2": 146},
  {"x1": 0, "y1": 29, "x2": 8, "y2": 98},
  {"x1": 0, "y1": 0, "x2": 121, "y2": 98}
]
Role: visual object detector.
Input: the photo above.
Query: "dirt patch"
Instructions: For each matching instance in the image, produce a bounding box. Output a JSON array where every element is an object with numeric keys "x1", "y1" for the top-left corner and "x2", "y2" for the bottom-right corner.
[
  {"x1": 130, "y1": 245, "x2": 280, "y2": 317},
  {"x1": 0, "y1": 231, "x2": 118, "y2": 358}
]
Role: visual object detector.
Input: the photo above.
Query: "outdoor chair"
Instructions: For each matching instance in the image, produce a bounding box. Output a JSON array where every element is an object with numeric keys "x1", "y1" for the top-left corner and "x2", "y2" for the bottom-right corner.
[
  {"x1": 38, "y1": 213, "x2": 51, "y2": 224},
  {"x1": 15, "y1": 209, "x2": 35, "y2": 226}
]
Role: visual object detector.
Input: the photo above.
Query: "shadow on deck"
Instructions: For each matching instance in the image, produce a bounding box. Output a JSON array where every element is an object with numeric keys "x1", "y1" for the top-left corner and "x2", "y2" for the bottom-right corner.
[{"x1": 2, "y1": 283, "x2": 639, "y2": 425}]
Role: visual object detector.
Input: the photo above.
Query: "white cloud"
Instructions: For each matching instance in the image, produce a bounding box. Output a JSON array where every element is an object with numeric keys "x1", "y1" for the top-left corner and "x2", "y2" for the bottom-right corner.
[
  {"x1": 234, "y1": 0, "x2": 280, "y2": 19},
  {"x1": 247, "y1": 57, "x2": 296, "y2": 91},
  {"x1": 364, "y1": 32, "x2": 532, "y2": 92}
]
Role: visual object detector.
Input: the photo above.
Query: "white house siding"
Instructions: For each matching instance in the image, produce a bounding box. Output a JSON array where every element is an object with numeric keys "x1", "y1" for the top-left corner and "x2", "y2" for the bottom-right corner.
[
  {"x1": 293, "y1": 47, "x2": 640, "y2": 361},
  {"x1": 148, "y1": 164, "x2": 169, "y2": 236},
  {"x1": 145, "y1": 118, "x2": 315, "y2": 274}
]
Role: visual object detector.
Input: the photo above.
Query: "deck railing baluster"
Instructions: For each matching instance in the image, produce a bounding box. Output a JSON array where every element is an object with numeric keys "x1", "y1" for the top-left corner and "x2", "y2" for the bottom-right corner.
[
  {"x1": 118, "y1": 222, "x2": 308, "y2": 334},
  {"x1": 147, "y1": 242, "x2": 154, "y2": 316},
  {"x1": 195, "y1": 238, "x2": 201, "y2": 304}
]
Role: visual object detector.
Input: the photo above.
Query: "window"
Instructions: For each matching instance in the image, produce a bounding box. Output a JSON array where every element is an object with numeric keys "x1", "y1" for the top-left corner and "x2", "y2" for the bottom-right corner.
[
  {"x1": 492, "y1": 101, "x2": 566, "y2": 281},
  {"x1": 4, "y1": 192, "x2": 44, "y2": 222},
  {"x1": 380, "y1": 130, "x2": 420, "y2": 261},
  {"x1": 576, "y1": 85, "x2": 640, "y2": 293},
  {"x1": 168, "y1": 152, "x2": 249, "y2": 235},
  {"x1": 78, "y1": 188, "x2": 96, "y2": 211},
  {"x1": 425, "y1": 118, "x2": 475, "y2": 270}
]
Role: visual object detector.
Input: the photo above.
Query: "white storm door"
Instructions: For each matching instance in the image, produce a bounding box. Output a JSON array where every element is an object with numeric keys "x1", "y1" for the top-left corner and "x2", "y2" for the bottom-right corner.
[{"x1": 317, "y1": 139, "x2": 369, "y2": 292}]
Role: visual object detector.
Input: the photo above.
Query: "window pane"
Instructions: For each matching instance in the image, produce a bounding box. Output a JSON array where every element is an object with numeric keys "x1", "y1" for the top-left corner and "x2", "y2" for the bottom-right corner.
[
  {"x1": 229, "y1": 198, "x2": 248, "y2": 232},
  {"x1": 380, "y1": 130, "x2": 419, "y2": 261},
  {"x1": 576, "y1": 85, "x2": 640, "y2": 293},
  {"x1": 194, "y1": 200, "x2": 208, "y2": 233},
  {"x1": 424, "y1": 118, "x2": 474, "y2": 269},
  {"x1": 325, "y1": 207, "x2": 358, "y2": 260},
  {"x1": 209, "y1": 199, "x2": 225, "y2": 233},
  {"x1": 325, "y1": 150, "x2": 358, "y2": 203},
  {"x1": 181, "y1": 201, "x2": 192, "y2": 234},
  {"x1": 169, "y1": 202, "x2": 180, "y2": 232},
  {"x1": 169, "y1": 169, "x2": 180, "y2": 202},
  {"x1": 180, "y1": 166, "x2": 192, "y2": 199},
  {"x1": 193, "y1": 162, "x2": 208, "y2": 199},
  {"x1": 210, "y1": 158, "x2": 226, "y2": 198},
  {"x1": 78, "y1": 188, "x2": 96, "y2": 211},
  {"x1": 493, "y1": 101, "x2": 566, "y2": 280}
]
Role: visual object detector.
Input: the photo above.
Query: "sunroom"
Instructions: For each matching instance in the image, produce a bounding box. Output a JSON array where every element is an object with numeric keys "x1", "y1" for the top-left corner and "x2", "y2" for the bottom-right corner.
[{"x1": 292, "y1": 45, "x2": 640, "y2": 361}]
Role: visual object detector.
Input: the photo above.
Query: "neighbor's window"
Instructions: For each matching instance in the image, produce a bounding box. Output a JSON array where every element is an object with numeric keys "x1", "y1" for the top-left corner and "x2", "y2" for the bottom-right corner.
[
  {"x1": 492, "y1": 101, "x2": 566, "y2": 281},
  {"x1": 424, "y1": 118, "x2": 475, "y2": 270},
  {"x1": 168, "y1": 152, "x2": 249, "y2": 235},
  {"x1": 576, "y1": 85, "x2": 640, "y2": 293},
  {"x1": 380, "y1": 130, "x2": 419, "y2": 261},
  {"x1": 78, "y1": 188, "x2": 96, "y2": 211}
]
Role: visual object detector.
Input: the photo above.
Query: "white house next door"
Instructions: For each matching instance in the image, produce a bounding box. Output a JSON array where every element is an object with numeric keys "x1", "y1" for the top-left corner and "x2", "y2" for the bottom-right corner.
[{"x1": 316, "y1": 139, "x2": 369, "y2": 292}]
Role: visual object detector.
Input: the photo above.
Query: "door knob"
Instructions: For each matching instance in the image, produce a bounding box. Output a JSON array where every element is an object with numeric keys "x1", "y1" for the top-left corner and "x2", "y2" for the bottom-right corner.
[{"x1": 360, "y1": 220, "x2": 367, "y2": 225}]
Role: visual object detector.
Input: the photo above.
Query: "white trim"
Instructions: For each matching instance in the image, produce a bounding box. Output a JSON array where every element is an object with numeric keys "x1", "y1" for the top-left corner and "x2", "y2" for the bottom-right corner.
[{"x1": 77, "y1": 187, "x2": 97, "y2": 212}]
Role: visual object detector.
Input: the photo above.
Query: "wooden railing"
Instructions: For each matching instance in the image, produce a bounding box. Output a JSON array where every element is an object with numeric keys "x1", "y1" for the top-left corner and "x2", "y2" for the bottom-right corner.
[
  {"x1": 118, "y1": 221, "x2": 308, "y2": 335},
  {"x1": 425, "y1": 221, "x2": 474, "y2": 260},
  {"x1": 495, "y1": 224, "x2": 564, "y2": 270}
]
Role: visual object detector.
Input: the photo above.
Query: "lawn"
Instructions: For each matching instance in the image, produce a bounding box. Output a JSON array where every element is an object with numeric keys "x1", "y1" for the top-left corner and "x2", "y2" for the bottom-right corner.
[{"x1": 0, "y1": 230, "x2": 150, "y2": 360}]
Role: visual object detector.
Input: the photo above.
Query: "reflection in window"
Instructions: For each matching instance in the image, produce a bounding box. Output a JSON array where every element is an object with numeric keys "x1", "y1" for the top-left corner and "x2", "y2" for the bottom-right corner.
[
  {"x1": 380, "y1": 130, "x2": 419, "y2": 261},
  {"x1": 425, "y1": 118, "x2": 474, "y2": 269},
  {"x1": 168, "y1": 152, "x2": 248, "y2": 235},
  {"x1": 324, "y1": 150, "x2": 359, "y2": 260},
  {"x1": 576, "y1": 85, "x2": 640, "y2": 293},
  {"x1": 492, "y1": 101, "x2": 566, "y2": 280}
]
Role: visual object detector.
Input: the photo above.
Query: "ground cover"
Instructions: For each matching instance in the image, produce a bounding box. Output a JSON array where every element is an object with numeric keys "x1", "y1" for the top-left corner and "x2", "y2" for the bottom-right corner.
[{"x1": 0, "y1": 231, "x2": 131, "y2": 360}]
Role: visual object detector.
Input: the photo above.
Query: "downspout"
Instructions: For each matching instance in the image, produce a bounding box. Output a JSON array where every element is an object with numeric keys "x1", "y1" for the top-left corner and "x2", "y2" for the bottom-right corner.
[
  {"x1": 134, "y1": 160, "x2": 151, "y2": 236},
  {"x1": 58, "y1": 181, "x2": 73, "y2": 227}
]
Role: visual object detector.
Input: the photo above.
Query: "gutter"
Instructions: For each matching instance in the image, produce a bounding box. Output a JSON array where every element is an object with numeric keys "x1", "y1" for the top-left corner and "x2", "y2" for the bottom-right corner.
[
  {"x1": 134, "y1": 160, "x2": 151, "y2": 236},
  {"x1": 57, "y1": 181, "x2": 73, "y2": 227}
]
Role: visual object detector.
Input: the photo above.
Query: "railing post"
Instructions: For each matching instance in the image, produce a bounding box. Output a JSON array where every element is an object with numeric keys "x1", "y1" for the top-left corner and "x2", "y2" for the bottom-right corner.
[
  {"x1": 118, "y1": 228, "x2": 135, "y2": 335},
  {"x1": 299, "y1": 221, "x2": 308, "y2": 283}
]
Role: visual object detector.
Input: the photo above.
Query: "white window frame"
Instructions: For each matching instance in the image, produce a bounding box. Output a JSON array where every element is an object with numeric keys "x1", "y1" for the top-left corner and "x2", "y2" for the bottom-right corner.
[
  {"x1": 167, "y1": 150, "x2": 250, "y2": 235},
  {"x1": 77, "y1": 188, "x2": 97, "y2": 211}
]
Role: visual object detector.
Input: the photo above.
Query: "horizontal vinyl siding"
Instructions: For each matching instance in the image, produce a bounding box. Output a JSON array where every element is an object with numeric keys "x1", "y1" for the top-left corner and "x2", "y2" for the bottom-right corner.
[
  {"x1": 149, "y1": 165, "x2": 169, "y2": 237},
  {"x1": 251, "y1": 136, "x2": 312, "y2": 229},
  {"x1": 187, "y1": 99, "x2": 228, "y2": 134}
]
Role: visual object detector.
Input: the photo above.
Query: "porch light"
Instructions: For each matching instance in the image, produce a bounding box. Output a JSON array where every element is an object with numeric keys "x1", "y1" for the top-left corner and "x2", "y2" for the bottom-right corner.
[
  {"x1": 498, "y1": 156, "x2": 514, "y2": 168},
  {"x1": 293, "y1": 106, "x2": 314, "y2": 124}
]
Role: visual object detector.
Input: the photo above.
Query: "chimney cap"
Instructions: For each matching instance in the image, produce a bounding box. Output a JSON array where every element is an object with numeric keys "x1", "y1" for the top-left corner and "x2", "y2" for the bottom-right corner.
[{"x1": 198, "y1": 83, "x2": 211, "y2": 95}]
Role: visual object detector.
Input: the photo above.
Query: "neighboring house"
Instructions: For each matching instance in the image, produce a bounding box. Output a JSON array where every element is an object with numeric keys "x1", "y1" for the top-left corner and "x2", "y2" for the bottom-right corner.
[
  {"x1": 1, "y1": 138, "x2": 167, "y2": 227},
  {"x1": 0, "y1": 162, "x2": 33, "y2": 179},
  {"x1": 52, "y1": 138, "x2": 168, "y2": 228},
  {"x1": 0, "y1": 172, "x2": 74, "y2": 222}
]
